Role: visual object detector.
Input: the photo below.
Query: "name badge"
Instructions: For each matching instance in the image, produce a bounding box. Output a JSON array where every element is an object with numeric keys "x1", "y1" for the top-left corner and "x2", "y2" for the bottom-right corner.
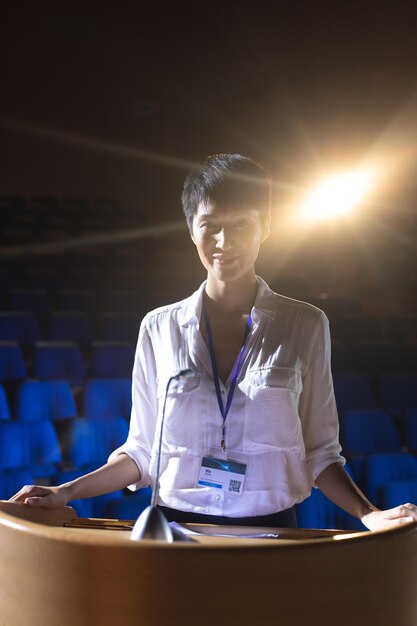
[{"x1": 197, "y1": 456, "x2": 247, "y2": 495}]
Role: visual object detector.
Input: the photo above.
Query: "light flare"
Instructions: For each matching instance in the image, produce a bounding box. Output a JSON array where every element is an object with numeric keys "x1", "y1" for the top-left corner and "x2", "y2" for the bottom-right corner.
[{"x1": 299, "y1": 169, "x2": 375, "y2": 220}]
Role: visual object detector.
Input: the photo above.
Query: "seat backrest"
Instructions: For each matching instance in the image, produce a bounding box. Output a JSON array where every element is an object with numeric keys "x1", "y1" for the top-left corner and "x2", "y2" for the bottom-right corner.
[
  {"x1": 33, "y1": 341, "x2": 86, "y2": 385},
  {"x1": 82, "y1": 378, "x2": 132, "y2": 419},
  {"x1": 365, "y1": 453, "x2": 417, "y2": 504},
  {"x1": 16, "y1": 380, "x2": 77, "y2": 421},
  {"x1": 340, "y1": 409, "x2": 402, "y2": 455},
  {"x1": 0, "y1": 384, "x2": 11, "y2": 420},
  {"x1": 0, "y1": 341, "x2": 27, "y2": 381},
  {"x1": 89, "y1": 342, "x2": 135, "y2": 378},
  {"x1": 333, "y1": 373, "x2": 376, "y2": 412},
  {"x1": 379, "y1": 479, "x2": 417, "y2": 509},
  {"x1": 380, "y1": 373, "x2": 417, "y2": 411},
  {"x1": 0, "y1": 312, "x2": 41, "y2": 345},
  {"x1": 47, "y1": 312, "x2": 94, "y2": 346}
]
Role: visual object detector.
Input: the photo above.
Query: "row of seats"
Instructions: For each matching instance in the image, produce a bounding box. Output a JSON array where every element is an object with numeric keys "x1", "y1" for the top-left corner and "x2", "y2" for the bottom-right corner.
[
  {"x1": 296, "y1": 454, "x2": 417, "y2": 529},
  {"x1": 0, "y1": 341, "x2": 135, "y2": 384},
  {"x1": 0, "y1": 310, "x2": 141, "y2": 344},
  {"x1": 0, "y1": 378, "x2": 132, "y2": 422},
  {"x1": 2, "y1": 298, "x2": 416, "y2": 343}
]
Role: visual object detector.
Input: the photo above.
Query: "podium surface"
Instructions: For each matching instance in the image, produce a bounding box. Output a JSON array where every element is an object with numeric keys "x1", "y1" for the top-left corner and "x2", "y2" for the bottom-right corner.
[{"x1": 0, "y1": 501, "x2": 416, "y2": 626}]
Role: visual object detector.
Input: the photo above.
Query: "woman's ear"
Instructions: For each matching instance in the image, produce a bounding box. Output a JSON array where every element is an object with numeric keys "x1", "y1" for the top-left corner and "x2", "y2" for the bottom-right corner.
[{"x1": 261, "y1": 214, "x2": 271, "y2": 243}]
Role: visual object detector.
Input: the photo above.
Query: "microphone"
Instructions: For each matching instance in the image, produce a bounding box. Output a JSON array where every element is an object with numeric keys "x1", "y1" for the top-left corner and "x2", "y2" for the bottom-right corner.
[{"x1": 131, "y1": 369, "x2": 196, "y2": 542}]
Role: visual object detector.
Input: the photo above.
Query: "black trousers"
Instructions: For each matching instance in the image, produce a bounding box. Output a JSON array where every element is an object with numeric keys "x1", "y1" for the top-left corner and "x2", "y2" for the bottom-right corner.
[{"x1": 159, "y1": 505, "x2": 297, "y2": 528}]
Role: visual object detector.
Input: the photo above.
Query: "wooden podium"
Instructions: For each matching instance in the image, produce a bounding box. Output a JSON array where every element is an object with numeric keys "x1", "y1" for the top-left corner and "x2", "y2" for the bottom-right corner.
[{"x1": 0, "y1": 501, "x2": 416, "y2": 626}]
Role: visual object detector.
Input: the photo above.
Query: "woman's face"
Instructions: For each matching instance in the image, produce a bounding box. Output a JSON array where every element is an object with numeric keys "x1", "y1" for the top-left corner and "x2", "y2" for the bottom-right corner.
[{"x1": 191, "y1": 202, "x2": 270, "y2": 285}]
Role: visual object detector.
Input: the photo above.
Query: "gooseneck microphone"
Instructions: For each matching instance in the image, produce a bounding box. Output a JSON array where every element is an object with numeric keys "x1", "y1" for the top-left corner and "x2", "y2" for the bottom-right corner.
[{"x1": 131, "y1": 369, "x2": 196, "y2": 542}]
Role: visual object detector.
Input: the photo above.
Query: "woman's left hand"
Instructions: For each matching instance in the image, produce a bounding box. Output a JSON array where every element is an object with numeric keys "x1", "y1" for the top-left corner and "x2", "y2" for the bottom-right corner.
[{"x1": 361, "y1": 503, "x2": 417, "y2": 531}]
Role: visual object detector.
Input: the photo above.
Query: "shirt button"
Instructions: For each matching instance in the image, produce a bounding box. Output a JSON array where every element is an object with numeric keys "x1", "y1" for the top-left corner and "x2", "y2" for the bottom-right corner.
[{"x1": 215, "y1": 495, "x2": 221, "y2": 501}]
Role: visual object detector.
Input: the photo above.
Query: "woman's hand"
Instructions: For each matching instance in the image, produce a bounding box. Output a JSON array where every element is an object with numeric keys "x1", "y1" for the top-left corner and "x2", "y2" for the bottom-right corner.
[
  {"x1": 361, "y1": 503, "x2": 417, "y2": 531},
  {"x1": 8, "y1": 484, "x2": 71, "y2": 509}
]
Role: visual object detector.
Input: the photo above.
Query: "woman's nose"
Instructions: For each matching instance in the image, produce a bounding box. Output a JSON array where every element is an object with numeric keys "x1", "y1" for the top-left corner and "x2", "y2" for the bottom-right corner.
[{"x1": 215, "y1": 228, "x2": 233, "y2": 250}]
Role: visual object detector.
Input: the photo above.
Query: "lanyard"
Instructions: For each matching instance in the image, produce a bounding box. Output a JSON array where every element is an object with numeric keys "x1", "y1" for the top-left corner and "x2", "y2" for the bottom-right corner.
[{"x1": 203, "y1": 304, "x2": 252, "y2": 452}]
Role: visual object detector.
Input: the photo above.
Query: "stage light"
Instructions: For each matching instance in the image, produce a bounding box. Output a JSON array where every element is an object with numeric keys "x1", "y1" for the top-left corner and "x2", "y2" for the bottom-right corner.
[{"x1": 299, "y1": 169, "x2": 374, "y2": 220}]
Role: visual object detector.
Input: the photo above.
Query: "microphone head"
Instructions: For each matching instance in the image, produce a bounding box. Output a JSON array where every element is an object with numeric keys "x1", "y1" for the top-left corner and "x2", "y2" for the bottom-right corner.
[{"x1": 173, "y1": 368, "x2": 195, "y2": 381}]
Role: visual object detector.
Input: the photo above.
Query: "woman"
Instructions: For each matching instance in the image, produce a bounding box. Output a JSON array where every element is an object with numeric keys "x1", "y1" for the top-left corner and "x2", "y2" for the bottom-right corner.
[{"x1": 11, "y1": 153, "x2": 417, "y2": 531}]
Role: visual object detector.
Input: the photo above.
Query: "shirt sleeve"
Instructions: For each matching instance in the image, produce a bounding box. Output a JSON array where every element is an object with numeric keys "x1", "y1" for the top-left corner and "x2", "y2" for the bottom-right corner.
[
  {"x1": 298, "y1": 310, "x2": 345, "y2": 484},
  {"x1": 108, "y1": 318, "x2": 158, "y2": 491}
]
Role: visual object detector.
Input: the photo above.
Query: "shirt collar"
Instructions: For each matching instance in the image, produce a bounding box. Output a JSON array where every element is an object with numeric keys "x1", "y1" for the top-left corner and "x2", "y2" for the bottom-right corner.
[{"x1": 179, "y1": 276, "x2": 275, "y2": 328}]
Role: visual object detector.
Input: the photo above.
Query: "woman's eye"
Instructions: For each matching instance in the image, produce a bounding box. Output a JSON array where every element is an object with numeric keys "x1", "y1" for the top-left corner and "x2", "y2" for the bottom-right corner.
[{"x1": 234, "y1": 220, "x2": 249, "y2": 228}]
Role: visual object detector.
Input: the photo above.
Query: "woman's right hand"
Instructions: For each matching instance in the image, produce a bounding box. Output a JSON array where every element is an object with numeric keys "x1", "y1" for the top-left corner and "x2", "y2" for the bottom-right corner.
[{"x1": 8, "y1": 484, "x2": 71, "y2": 509}]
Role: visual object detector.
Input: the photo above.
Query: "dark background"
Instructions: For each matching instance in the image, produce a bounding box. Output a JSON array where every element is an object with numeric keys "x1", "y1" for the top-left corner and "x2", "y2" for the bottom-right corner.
[{"x1": 1, "y1": 0, "x2": 417, "y2": 310}]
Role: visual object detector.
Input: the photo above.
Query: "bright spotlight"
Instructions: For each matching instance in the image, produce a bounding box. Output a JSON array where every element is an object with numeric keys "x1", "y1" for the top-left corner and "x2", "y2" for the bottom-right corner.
[{"x1": 299, "y1": 169, "x2": 374, "y2": 220}]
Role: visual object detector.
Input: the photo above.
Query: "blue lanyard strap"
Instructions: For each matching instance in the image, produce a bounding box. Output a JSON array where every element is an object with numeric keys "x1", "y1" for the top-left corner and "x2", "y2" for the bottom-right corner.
[{"x1": 203, "y1": 304, "x2": 252, "y2": 452}]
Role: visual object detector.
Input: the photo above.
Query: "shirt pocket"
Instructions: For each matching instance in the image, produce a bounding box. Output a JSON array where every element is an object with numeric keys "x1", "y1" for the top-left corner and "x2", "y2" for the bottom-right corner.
[
  {"x1": 243, "y1": 366, "x2": 303, "y2": 453},
  {"x1": 156, "y1": 373, "x2": 201, "y2": 448}
]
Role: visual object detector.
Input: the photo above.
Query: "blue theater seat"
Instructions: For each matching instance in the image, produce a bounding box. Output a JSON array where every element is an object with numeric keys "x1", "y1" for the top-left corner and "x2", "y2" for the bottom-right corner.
[
  {"x1": 102, "y1": 489, "x2": 152, "y2": 520},
  {"x1": 89, "y1": 342, "x2": 135, "y2": 378},
  {"x1": 339, "y1": 409, "x2": 402, "y2": 484},
  {"x1": 350, "y1": 340, "x2": 403, "y2": 376},
  {"x1": 0, "y1": 384, "x2": 11, "y2": 420},
  {"x1": 333, "y1": 373, "x2": 376, "y2": 412},
  {"x1": 63, "y1": 416, "x2": 129, "y2": 469},
  {"x1": 57, "y1": 290, "x2": 97, "y2": 317},
  {"x1": 0, "y1": 468, "x2": 34, "y2": 500},
  {"x1": 404, "y1": 409, "x2": 417, "y2": 453},
  {"x1": 379, "y1": 373, "x2": 417, "y2": 413},
  {"x1": 0, "y1": 421, "x2": 62, "y2": 478},
  {"x1": 296, "y1": 488, "x2": 339, "y2": 529},
  {"x1": 82, "y1": 378, "x2": 132, "y2": 419},
  {"x1": 10, "y1": 288, "x2": 49, "y2": 317},
  {"x1": 0, "y1": 342, "x2": 27, "y2": 382},
  {"x1": 33, "y1": 341, "x2": 86, "y2": 386},
  {"x1": 364, "y1": 453, "x2": 417, "y2": 505},
  {"x1": 99, "y1": 312, "x2": 140, "y2": 342},
  {"x1": 47, "y1": 312, "x2": 94, "y2": 346},
  {"x1": 15, "y1": 380, "x2": 77, "y2": 422},
  {"x1": 378, "y1": 479, "x2": 417, "y2": 509},
  {"x1": 0, "y1": 312, "x2": 41, "y2": 345}
]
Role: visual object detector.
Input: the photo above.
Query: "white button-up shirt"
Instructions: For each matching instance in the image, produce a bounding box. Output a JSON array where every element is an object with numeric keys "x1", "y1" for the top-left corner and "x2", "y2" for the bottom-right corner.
[{"x1": 109, "y1": 276, "x2": 344, "y2": 517}]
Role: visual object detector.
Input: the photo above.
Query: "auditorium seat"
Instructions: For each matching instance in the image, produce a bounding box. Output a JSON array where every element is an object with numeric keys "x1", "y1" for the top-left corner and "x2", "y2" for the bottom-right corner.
[
  {"x1": 9, "y1": 288, "x2": 49, "y2": 318},
  {"x1": 379, "y1": 373, "x2": 417, "y2": 413},
  {"x1": 0, "y1": 421, "x2": 62, "y2": 478},
  {"x1": 99, "y1": 312, "x2": 140, "y2": 342},
  {"x1": 0, "y1": 385, "x2": 11, "y2": 421},
  {"x1": 378, "y1": 479, "x2": 417, "y2": 509},
  {"x1": 296, "y1": 488, "x2": 339, "y2": 529},
  {"x1": 15, "y1": 380, "x2": 77, "y2": 422},
  {"x1": 0, "y1": 423, "x2": 27, "y2": 472},
  {"x1": 21, "y1": 269, "x2": 59, "y2": 293},
  {"x1": 0, "y1": 312, "x2": 41, "y2": 345},
  {"x1": 56, "y1": 290, "x2": 97, "y2": 317},
  {"x1": 0, "y1": 342, "x2": 27, "y2": 382},
  {"x1": 339, "y1": 409, "x2": 402, "y2": 483},
  {"x1": 387, "y1": 316, "x2": 417, "y2": 343},
  {"x1": 89, "y1": 342, "x2": 135, "y2": 378},
  {"x1": 333, "y1": 373, "x2": 376, "y2": 412},
  {"x1": 350, "y1": 340, "x2": 403, "y2": 376},
  {"x1": 82, "y1": 378, "x2": 132, "y2": 419},
  {"x1": 364, "y1": 453, "x2": 417, "y2": 505},
  {"x1": 102, "y1": 488, "x2": 152, "y2": 520},
  {"x1": 342, "y1": 316, "x2": 383, "y2": 343},
  {"x1": 0, "y1": 468, "x2": 34, "y2": 500},
  {"x1": 33, "y1": 341, "x2": 86, "y2": 386},
  {"x1": 404, "y1": 409, "x2": 417, "y2": 454},
  {"x1": 47, "y1": 312, "x2": 94, "y2": 346},
  {"x1": 65, "y1": 270, "x2": 101, "y2": 291},
  {"x1": 61, "y1": 416, "x2": 128, "y2": 469}
]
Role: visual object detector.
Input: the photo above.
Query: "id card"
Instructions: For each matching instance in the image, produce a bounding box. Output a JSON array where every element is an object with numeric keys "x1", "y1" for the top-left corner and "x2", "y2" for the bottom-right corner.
[{"x1": 197, "y1": 456, "x2": 247, "y2": 495}]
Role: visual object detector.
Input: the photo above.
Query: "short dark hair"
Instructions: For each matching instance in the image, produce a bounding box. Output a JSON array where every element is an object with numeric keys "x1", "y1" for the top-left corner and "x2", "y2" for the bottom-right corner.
[{"x1": 181, "y1": 153, "x2": 272, "y2": 231}]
